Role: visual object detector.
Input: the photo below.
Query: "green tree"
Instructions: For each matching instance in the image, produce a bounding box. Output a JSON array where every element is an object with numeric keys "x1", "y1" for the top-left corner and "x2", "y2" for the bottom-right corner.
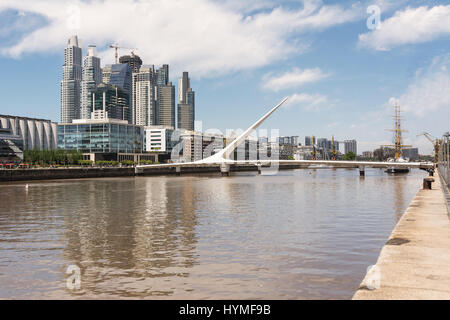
[{"x1": 343, "y1": 151, "x2": 356, "y2": 161}]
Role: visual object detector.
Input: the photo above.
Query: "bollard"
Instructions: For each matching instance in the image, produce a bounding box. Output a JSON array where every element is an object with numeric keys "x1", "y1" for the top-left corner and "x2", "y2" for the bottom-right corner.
[
  {"x1": 176, "y1": 166, "x2": 181, "y2": 176},
  {"x1": 423, "y1": 177, "x2": 434, "y2": 190}
]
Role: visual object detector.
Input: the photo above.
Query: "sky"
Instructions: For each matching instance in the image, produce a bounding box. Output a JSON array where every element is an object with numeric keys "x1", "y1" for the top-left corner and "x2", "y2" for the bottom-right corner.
[{"x1": 0, "y1": 0, "x2": 449, "y2": 154}]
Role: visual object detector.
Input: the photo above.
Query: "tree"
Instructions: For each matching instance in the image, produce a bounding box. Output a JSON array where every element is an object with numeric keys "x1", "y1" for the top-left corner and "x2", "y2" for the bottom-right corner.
[{"x1": 343, "y1": 151, "x2": 356, "y2": 161}]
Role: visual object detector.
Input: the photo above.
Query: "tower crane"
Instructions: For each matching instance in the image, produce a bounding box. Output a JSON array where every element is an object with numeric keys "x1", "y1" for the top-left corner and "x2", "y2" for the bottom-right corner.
[
  {"x1": 109, "y1": 44, "x2": 137, "y2": 64},
  {"x1": 417, "y1": 132, "x2": 441, "y2": 163}
]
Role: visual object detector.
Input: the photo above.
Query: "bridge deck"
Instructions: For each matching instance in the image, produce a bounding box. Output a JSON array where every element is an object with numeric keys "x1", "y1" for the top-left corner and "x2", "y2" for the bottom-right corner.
[{"x1": 353, "y1": 174, "x2": 450, "y2": 299}]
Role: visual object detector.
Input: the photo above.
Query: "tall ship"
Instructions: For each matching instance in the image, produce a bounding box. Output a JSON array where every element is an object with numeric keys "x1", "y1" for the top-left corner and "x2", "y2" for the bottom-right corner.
[{"x1": 384, "y1": 103, "x2": 411, "y2": 174}]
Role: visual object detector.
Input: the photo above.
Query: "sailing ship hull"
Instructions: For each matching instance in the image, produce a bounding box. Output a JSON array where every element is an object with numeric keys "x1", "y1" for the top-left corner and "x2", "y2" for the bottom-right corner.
[{"x1": 385, "y1": 167, "x2": 410, "y2": 174}]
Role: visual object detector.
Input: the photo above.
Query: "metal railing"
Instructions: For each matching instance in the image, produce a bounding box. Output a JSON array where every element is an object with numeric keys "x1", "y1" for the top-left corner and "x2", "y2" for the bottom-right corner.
[{"x1": 438, "y1": 132, "x2": 450, "y2": 188}]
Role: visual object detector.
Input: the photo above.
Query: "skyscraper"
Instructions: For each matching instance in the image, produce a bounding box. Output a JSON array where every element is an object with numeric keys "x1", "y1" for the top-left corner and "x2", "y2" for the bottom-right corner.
[
  {"x1": 61, "y1": 35, "x2": 82, "y2": 123},
  {"x1": 91, "y1": 83, "x2": 130, "y2": 122},
  {"x1": 81, "y1": 46, "x2": 102, "y2": 119},
  {"x1": 119, "y1": 54, "x2": 143, "y2": 73},
  {"x1": 132, "y1": 65, "x2": 157, "y2": 126},
  {"x1": 344, "y1": 139, "x2": 357, "y2": 155},
  {"x1": 177, "y1": 72, "x2": 195, "y2": 131},
  {"x1": 102, "y1": 64, "x2": 132, "y2": 123},
  {"x1": 159, "y1": 83, "x2": 176, "y2": 128}
]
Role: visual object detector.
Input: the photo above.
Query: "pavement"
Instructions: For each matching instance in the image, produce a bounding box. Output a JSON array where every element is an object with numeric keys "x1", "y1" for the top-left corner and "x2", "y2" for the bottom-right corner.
[{"x1": 353, "y1": 174, "x2": 450, "y2": 300}]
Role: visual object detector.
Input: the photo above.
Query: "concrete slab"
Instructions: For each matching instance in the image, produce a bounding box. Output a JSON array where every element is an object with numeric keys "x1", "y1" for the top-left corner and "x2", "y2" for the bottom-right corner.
[{"x1": 353, "y1": 174, "x2": 450, "y2": 300}]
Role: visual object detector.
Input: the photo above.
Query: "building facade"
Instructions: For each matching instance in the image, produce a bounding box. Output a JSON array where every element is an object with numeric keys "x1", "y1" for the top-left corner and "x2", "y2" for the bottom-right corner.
[
  {"x1": 132, "y1": 65, "x2": 156, "y2": 126},
  {"x1": 177, "y1": 72, "x2": 195, "y2": 131},
  {"x1": 91, "y1": 84, "x2": 130, "y2": 122},
  {"x1": 0, "y1": 115, "x2": 58, "y2": 154},
  {"x1": 344, "y1": 139, "x2": 357, "y2": 155},
  {"x1": 80, "y1": 46, "x2": 102, "y2": 119},
  {"x1": 159, "y1": 83, "x2": 176, "y2": 128},
  {"x1": 119, "y1": 54, "x2": 143, "y2": 73},
  {"x1": 61, "y1": 35, "x2": 82, "y2": 123},
  {"x1": 144, "y1": 126, "x2": 174, "y2": 153},
  {"x1": 102, "y1": 64, "x2": 132, "y2": 122}
]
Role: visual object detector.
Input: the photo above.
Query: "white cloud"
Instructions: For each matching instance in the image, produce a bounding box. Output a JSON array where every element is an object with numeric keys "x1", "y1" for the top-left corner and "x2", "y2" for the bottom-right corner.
[
  {"x1": 0, "y1": 0, "x2": 360, "y2": 77},
  {"x1": 359, "y1": 5, "x2": 450, "y2": 51},
  {"x1": 285, "y1": 93, "x2": 328, "y2": 111},
  {"x1": 262, "y1": 67, "x2": 330, "y2": 91},
  {"x1": 396, "y1": 55, "x2": 450, "y2": 117}
]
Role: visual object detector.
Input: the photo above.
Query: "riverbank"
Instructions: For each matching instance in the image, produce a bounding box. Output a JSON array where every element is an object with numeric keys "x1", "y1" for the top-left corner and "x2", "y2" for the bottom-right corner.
[
  {"x1": 353, "y1": 173, "x2": 450, "y2": 299},
  {"x1": 0, "y1": 164, "x2": 313, "y2": 182}
]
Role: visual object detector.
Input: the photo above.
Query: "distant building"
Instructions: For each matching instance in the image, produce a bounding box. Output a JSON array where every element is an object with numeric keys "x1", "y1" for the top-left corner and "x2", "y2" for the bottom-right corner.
[
  {"x1": 362, "y1": 151, "x2": 373, "y2": 158},
  {"x1": 0, "y1": 115, "x2": 58, "y2": 162},
  {"x1": 61, "y1": 35, "x2": 82, "y2": 123},
  {"x1": 80, "y1": 46, "x2": 102, "y2": 119},
  {"x1": 177, "y1": 130, "x2": 225, "y2": 162},
  {"x1": 402, "y1": 147, "x2": 419, "y2": 160},
  {"x1": 91, "y1": 83, "x2": 130, "y2": 122},
  {"x1": 159, "y1": 83, "x2": 176, "y2": 128},
  {"x1": 132, "y1": 65, "x2": 157, "y2": 126},
  {"x1": 305, "y1": 136, "x2": 312, "y2": 146},
  {"x1": 119, "y1": 54, "x2": 143, "y2": 73},
  {"x1": 344, "y1": 139, "x2": 357, "y2": 155},
  {"x1": 177, "y1": 72, "x2": 195, "y2": 131},
  {"x1": 278, "y1": 136, "x2": 299, "y2": 146},
  {"x1": 294, "y1": 145, "x2": 314, "y2": 160},
  {"x1": 103, "y1": 64, "x2": 132, "y2": 122}
]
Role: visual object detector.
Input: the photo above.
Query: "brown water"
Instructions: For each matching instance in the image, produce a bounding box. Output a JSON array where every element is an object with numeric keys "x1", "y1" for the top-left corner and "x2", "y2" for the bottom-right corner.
[{"x1": 0, "y1": 168, "x2": 425, "y2": 299}]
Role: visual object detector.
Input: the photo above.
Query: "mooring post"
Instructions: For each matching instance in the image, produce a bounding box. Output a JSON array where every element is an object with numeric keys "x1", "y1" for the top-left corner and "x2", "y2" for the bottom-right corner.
[
  {"x1": 220, "y1": 163, "x2": 230, "y2": 177},
  {"x1": 257, "y1": 164, "x2": 262, "y2": 175},
  {"x1": 423, "y1": 177, "x2": 434, "y2": 190},
  {"x1": 176, "y1": 166, "x2": 181, "y2": 176},
  {"x1": 359, "y1": 166, "x2": 365, "y2": 176}
]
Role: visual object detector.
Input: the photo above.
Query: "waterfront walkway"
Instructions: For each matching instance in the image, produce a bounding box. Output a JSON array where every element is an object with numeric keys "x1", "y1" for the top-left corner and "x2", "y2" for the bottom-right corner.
[{"x1": 353, "y1": 174, "x2": 450, "y2": 299}]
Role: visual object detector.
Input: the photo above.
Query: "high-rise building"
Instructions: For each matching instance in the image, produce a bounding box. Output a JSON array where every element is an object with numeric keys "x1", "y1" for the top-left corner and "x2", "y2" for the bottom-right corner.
[
  {"x1": 91, "y1": 83, "x2": 130, "y2": 122},
  {"x1": 119, "y1": 54, "x2": 143, "y2": 73},
  {"x1": 61, "y1": 35, "x2": 82, "y2": 123},
  {"x1": 177, "y1": 72, "x2": 195, "y2": 130},
  {"x1": 132, "y1": 65, "x2": 156, "y2": 126},
  {"x1": 344, "y1": 139, "x2": 357, "y2": 155},
  {"x1": 159, "y1": 83, "x2": 176, "y2": 128},
  {"x1": 102, "y1": 64, "x2": 132, "y2": 123},
  {"x1": 155, "y1": 64, "x2": 169, "y2": 86},
  {"x1": 305, "y1": 136, "x2": 312, "y2": 146},
  {"x1": 81, "y1": 46, "x2": 102, "y2": 119}
]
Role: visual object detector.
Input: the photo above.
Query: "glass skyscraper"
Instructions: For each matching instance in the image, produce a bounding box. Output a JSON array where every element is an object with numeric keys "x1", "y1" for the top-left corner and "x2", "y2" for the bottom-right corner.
[
  {"x1": 81, "y1": 46, "x2": 102, "y2": 119},
  {"x1": 177, "y1": 72, "x2": 195, "y2": 131},
  {"x1": 61, "y1": 35, "x2": 82, "y2": 123}
]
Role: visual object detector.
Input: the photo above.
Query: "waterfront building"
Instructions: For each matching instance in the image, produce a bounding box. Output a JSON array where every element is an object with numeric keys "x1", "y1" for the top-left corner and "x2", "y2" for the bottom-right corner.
[
  {"x1": 57, "y1": 118, "x2": 154, "y2": 163},
  {"x1": 0, "y1": 115, "x2": 58, "y2": 153},
  {"x1": 344, "y1": 139, "x2": 357, "y2": 155},
  {"x1": 91, "y1": 84, "x2": 130, "y2": 122},
  {"x1": 177, "y1": 130, "x2": 225, "y2": 162},
  {"x1": 144, "y1": 126, "x2": 174, "y2": 153},
  {"x1": 80, "y1": 46, "x2": 102, "y2": 119},
  {"x1": 119, "y1": 54, "x2": 143, "y2": 73},
  {"x1": 61, "y1": 35, "x2": 82, "y2": 123},
  {"x1": 177, "y1": 72, "x2": 195, "y2": 131},
  {"x1": 0, "y1": 127, "x2": 23, "y2": 162},
  {"x1": 294, "y1": 145, "x2": 314, "y2": 160},
  {"x1": 132, "y1": 65, "x2": 157, "y2": 126}
]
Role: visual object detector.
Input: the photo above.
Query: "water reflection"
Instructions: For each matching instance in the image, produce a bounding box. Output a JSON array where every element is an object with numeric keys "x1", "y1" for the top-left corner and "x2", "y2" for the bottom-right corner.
[{"x1": 0, "y1": 169, "x2": 425, "y2": 299}]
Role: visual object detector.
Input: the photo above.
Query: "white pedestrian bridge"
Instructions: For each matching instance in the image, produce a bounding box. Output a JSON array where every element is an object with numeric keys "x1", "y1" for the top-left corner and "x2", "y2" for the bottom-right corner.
[{"x1": 136, "y1": 98, "x2": 434, "y2": 175}]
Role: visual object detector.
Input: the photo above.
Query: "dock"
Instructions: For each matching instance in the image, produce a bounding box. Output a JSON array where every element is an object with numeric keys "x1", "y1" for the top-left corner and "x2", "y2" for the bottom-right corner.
[{"x1": 353, "y1": 174, "x2": 450, "y2": 299}]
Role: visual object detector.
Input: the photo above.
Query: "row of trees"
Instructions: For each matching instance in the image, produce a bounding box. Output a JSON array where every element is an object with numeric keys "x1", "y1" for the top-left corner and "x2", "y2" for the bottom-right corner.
[{"x1": 23, "y1": 149, "x2": 83, "y2": 165}]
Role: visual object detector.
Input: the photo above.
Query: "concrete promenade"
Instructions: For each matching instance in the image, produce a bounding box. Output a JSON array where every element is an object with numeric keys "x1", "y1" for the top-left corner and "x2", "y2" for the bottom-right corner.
[{"x1": 353, "y1": 174, "x2": 450, "y2": 299}]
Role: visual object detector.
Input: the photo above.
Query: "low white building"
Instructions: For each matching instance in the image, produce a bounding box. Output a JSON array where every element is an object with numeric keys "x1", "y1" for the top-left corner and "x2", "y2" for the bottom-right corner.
[{"x1": 144, "y1": 126, "x2": 174, "y2": 153}]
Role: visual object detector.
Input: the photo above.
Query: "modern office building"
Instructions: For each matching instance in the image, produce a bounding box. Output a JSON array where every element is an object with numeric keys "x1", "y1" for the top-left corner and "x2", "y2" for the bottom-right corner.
[
  {"x1": 0, "y1": 115, "x2": 58, "y2": 154},
  {"x1": 57, "y1": 118, "x2": 153, "y2": 162},
  {"x1": 305, "y1": 136, "x2": 312, "y2": 146},
  {"x1": 61, "y1": 35, "x2": 82, "y2": 123},
  {"x1": 103, "y1": 64, "x2": 132, "y2": 122},
  {"x1": 159, "y1": 83, "x2": 176, "y2": 128},
  {"x1": 176, "y1": 130, "x2": 225, "y2": 162},
  {"x1": 0, "y1": 127, "x2": 24, "y2": 162},
  {"x1": 119, "y1": 54, "x2": 143, "y2": 73},
  {"x1": 80, "y1": 46, "x2": 102, "y2": 119},
  {"x1": 91, "y1": 83, "x2": 130, "y2": 122},
  {"x1": 155, "y1": 64, "x2": 169, "y2": 86},
  {"x1": 344, "y1": 139, "x2": 357, "y2": 155},
  {"x1": 177, "y1": 72, "x2": 195, "y2": 131},
  {"x1": 144, "y1": 126, "x2": 174, "y2": 153},
  {"x1": 132, "y1": 65, "x2": 157, "y2": 126}
]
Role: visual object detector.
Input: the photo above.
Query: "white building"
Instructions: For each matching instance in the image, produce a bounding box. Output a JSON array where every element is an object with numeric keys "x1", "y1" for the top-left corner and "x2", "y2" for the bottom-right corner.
[
  {"x1": 0, "y1": 114, "x2": 58, "y2": 150},
  {"x1": 144, "y1": 126, "x2": 174, "y2": 153},
  {"x1": 133, "y1": 65, "x2": 156, "y2": 126}
]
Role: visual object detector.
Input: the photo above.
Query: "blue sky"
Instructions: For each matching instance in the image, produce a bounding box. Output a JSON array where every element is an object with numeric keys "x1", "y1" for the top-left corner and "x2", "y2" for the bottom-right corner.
[{"x1": 0, "y1": 0, "x2": 449, "y2": 154}]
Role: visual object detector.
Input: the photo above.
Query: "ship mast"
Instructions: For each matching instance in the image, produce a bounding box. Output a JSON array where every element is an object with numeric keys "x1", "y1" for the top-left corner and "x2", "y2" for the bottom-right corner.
[{"x1": 385, "y1": 103, "x2": 411, "y2": 160}]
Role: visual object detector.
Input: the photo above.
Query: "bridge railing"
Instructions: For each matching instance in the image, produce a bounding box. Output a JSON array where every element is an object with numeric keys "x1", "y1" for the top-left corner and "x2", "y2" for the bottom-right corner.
[{"x1": 438, "y1": 133, "x2": 450, "y2": 188}]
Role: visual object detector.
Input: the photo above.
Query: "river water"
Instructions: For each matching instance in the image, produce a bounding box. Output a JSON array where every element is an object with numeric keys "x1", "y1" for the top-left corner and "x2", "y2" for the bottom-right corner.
[{"x1": 0, "y1": 168, "x2": 425, "y2": 299}]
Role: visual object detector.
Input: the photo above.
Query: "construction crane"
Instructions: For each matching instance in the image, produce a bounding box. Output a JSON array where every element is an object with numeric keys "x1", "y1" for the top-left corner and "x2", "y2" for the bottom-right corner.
[
  {"x1": 109, "y1": 44, "x2": 137, "y2": 64},
  {"x1": 417, "y1": 132, "x2": 441, "y2": 163}
]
